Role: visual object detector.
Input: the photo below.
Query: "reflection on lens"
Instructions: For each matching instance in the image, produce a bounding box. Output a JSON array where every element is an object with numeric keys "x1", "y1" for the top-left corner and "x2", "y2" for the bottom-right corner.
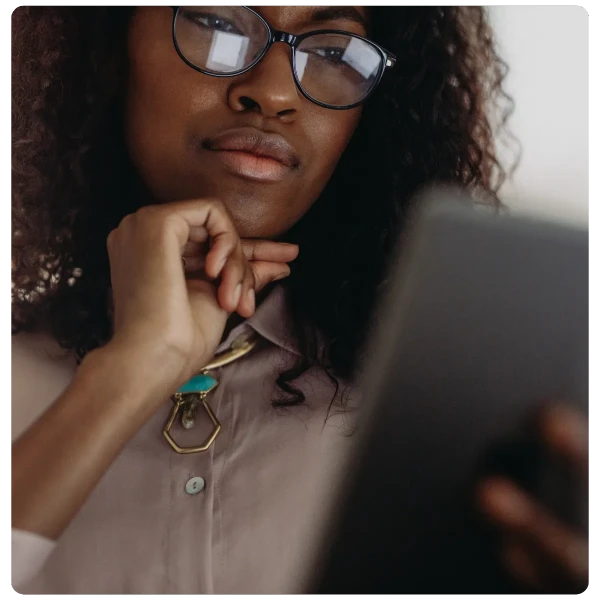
[
  {"x1": 174, "y1": 8, "x2": 385, "y2": 108},
  {"x1": 175, "y1": 6, "x2": 268, "y2": 74},
  {"x1": 296, "y1": 34, "x2": 382, "y2": 107}
]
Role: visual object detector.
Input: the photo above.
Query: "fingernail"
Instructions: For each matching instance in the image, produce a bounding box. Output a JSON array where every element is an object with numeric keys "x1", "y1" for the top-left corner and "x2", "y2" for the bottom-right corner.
[
  {"x1": 233, "y1": 283, "x2": 242, "y2": 307},
  {"x1": 247, "y1": 288, "x2": 255, "y2": 312}
]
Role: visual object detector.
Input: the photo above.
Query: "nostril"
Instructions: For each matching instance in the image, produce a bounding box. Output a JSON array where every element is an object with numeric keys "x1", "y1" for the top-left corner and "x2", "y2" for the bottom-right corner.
[
  {"x1": 276, "y1": 108, "x2": 296, "y2": 117},
  {"x1": 236, "y1": 95, "x2": 296, "y2": 119},
  {"x1": 239, "y1": 96, "x2": 260, "y2": 111}
]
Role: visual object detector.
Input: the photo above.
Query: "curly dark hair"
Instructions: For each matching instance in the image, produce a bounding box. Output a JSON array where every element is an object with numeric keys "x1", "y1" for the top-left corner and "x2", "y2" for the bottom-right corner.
[{"x1": 12, "y1": 7, "x2": 517, "y2": 407}]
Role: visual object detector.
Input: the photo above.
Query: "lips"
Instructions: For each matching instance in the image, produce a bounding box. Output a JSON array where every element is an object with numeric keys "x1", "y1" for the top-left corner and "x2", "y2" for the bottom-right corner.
[{"x1": 204, "y1": 127, "x2": 299, "y2": 167}]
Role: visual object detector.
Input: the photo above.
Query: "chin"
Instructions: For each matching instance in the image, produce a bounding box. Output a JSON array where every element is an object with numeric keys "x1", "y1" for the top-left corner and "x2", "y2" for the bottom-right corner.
[
  {"x1": 226, "y1": 204, "x2": 284, "y2": 239},
  {"x1": 143, "y1": 170, "x2": 301, "y2": 238}
]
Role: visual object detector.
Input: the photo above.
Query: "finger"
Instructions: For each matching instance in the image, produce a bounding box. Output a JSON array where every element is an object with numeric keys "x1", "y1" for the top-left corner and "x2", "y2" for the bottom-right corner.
[
  {"x1": 538, "y1": 405, "x2": 588, "y2": 475},
  {"x1": 241, "y1": 239, "x2": 299, "y2": 263},
  {"x1": 217, "y1": 248, "x2": 245, "y2": 312},
  {"x1": 182, "y1": 255, "x2": 205, "y2": 273},
  {"x1": 179, "y1": 222, "x2": 209, "y2": 254},
  {"x1": 503, "y1": 535, "x2": 589, "y2": 593},
  {"x1": 478, "y1": 478, "x2": 588, "y2": 584},
  {"x1": 165, "y1": 200, "x2": 239, "y2": 279},
  {"x1": 235, "y1": 267, "x2": 256, "y2": 319},
  {"x1": 205, "y1": 232, "x2": 239, "y2": 280},
  {"x1": 478, "y1": 477, "x2": 528, "y2": 529},
  {"x1": 250, "y1": 261, "x2": 291, "y2": 292},
  {"x1": 502, "y1": 536, "x2": 547, "y2": 592},
  {"x1": 182, "y1": 241, "x2": 208, "y2": 257},
  {"x1": 188, "y1": 225, "x2": 208, "y2": 244}
]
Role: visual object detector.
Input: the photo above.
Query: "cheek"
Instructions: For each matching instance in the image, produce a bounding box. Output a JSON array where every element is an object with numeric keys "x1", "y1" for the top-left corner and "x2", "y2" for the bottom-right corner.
[
  {"x1": 124, "y1": 8, "x2": 219, "y2": 198},
  {"x1": 304, "y1": 108, "x2": 363, "y2": 185}
]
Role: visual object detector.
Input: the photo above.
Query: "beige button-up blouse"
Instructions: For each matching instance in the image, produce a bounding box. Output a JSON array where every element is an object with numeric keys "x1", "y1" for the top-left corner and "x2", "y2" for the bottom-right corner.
[{"x1": 12, "y1": 285, "x2": 357, "y2": 593}]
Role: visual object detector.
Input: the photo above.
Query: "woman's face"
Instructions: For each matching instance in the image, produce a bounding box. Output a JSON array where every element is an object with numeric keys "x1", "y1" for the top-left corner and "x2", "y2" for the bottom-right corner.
[{"x1": 125, "y1": 6, "x2": 367, "y2": 238}]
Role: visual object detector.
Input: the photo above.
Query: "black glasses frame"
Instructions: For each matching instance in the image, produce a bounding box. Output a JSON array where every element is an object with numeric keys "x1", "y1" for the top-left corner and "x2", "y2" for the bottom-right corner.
[{"x1": 171, "y1": 6, "x2": 396, "y2": 110}]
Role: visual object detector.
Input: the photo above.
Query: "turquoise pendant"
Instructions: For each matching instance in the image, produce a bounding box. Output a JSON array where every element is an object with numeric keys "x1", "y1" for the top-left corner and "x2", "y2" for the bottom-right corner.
[{"x1": 177, "y1": 373, "x2": 218, "y2": 394}]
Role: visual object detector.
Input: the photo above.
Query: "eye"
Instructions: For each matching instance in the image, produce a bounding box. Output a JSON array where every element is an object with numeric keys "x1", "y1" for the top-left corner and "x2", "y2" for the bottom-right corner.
[
  {"x1": 310, "y1": 47, "x2": 347, "y2": 65},
  {"x1": 180, "y1": 10, "x2": 243, "y2": 36}
]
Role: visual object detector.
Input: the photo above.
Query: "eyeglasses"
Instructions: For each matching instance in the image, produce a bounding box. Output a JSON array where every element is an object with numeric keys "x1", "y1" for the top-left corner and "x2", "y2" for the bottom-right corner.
[{"x1": 171, "y1": 6, "x2": 396, "y2": 110}]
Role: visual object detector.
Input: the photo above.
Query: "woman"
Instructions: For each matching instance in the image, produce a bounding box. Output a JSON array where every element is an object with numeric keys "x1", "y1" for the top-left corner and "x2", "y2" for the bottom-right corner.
[{"x1": 11, "y1": 6, "x2": 587, "y2": 594}]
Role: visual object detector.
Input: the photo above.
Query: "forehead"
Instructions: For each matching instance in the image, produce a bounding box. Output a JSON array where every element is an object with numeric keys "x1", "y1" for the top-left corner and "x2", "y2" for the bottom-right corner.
[{"x1": 253, "y1": 6, "x2": 369, "y2": 32}]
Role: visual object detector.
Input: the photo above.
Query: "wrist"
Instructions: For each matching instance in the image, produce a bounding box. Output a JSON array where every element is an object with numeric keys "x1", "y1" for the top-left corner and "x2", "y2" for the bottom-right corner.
[{"x1": 78, "y1": 342, "x2": 182, "y2": 420}]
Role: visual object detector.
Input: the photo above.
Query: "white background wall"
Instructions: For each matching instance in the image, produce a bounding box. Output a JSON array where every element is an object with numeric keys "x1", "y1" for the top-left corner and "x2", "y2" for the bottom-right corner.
[{"x1": 488, "y1": 6, "x2": 588, "y2": 226}]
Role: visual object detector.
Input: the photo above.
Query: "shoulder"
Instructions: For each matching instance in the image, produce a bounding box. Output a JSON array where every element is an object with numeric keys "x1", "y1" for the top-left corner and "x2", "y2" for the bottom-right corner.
[{"x1": 12, "y1": 332, "x2": 78, "y2": 441}]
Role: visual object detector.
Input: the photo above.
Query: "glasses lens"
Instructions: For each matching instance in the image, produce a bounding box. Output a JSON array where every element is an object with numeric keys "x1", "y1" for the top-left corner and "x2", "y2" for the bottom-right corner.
[
  {"x1": 174, "y1": 7, "x2": 268, "y2": 74},
  {"x1": 296, "y1": 34, "x2": 383, "y2": 107}
]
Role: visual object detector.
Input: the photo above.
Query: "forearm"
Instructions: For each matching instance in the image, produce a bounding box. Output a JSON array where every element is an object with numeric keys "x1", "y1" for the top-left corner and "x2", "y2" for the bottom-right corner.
[{"x1": 11, "y1": 345, "x2": 168, "y2": 540}]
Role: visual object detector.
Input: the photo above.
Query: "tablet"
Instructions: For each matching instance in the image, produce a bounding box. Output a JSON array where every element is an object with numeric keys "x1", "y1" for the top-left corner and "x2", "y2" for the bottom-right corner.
[{"x1": 310, "y1": 188, "x2": 588, "y2": 593}]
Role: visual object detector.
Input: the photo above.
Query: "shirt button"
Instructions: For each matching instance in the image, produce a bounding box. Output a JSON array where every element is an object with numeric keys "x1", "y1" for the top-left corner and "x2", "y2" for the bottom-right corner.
[{"x1": 185, "y1": 476, "x2": 205, "y2": 495}]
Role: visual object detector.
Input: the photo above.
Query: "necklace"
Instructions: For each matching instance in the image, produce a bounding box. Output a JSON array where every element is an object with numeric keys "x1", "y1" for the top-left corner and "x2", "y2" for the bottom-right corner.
[{"x1": 163, "y1": 332, "x2": 258, "y2": 454}]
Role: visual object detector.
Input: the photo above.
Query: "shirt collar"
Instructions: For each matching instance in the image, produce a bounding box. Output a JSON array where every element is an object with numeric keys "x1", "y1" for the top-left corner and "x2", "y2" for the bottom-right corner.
[{"x1": 216, "y1": 284, "x2": 301, "y2": 356}]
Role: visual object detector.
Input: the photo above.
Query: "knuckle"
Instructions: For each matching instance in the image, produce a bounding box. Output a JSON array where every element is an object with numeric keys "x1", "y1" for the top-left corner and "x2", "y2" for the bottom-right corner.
[
  {"x1": 244, "y1": 240, "x2": 257, "y2": 261},
  {"x1": 162, "y1": 212, "x2": 186, "y2": 236},
  {"x1": 132, "y1": 206, "x2": 169, "y2": 231},
  {"x1": 237, "y1": 253, "x2": 249, "y2": 273},
  {"x1": 135, "y1": 206, "x2": 183, "y2": 239},
  {"x1": 116, "y1": 212, "x2": 134, "y2": 230},
  {"x1": 135, "y1": 204, "x2": 161, "y2": 219},
  {"x1": 106, "y1": 229, "x2": 116, "y2": 247},
  {"x1": 207, "y1": 197, "x2": 225, "y2": 212},
  {"x1": 244, "y1": 266, "x2": 255, "y2": 283},
  {"x1": 133, "y1": 204, "x2": 162, "y2": 228},
  {"x1": 208, "y1": 198, "x2": 235, "y2": 225}
]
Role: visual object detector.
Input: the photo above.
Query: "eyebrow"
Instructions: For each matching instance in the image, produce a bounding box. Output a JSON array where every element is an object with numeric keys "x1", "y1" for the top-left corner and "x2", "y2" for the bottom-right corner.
[{"x1": 304, "y1": 6, "x2": 368, "y2": 30}]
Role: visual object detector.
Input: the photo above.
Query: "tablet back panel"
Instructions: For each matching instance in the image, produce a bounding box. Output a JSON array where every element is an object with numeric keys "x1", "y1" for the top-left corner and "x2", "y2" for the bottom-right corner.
[{"x1": 312, "y1": 192, "x2": 588, "y2": 593}]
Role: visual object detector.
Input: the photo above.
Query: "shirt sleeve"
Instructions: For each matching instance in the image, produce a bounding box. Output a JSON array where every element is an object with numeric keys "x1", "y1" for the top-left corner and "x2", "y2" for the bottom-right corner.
[{"x1": 12, "y1": 528, "x2": 57, "y2": 590}]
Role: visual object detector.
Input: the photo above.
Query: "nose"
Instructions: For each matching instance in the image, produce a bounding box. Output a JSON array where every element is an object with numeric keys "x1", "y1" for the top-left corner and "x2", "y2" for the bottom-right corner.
[{"x1": 227, "y1": 43, "x2": 302, "y2": 121}]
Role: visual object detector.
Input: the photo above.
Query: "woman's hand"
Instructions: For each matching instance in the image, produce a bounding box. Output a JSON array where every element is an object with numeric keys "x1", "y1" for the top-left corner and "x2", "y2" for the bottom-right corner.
[
  {"x1": 477, "y1": 405, "x2": 588, "y2": 592},
  {"x1": 105, "y1": 198, "x2": 298, "y2": 399},
  {"x1": 13, "y1": 197, "x2": 300, "y2": 541}
]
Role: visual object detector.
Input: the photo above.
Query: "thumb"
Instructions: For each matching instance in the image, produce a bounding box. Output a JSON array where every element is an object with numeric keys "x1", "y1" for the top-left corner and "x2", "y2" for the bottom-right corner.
[{"x1": 251, "y1": 261, "x2": 291, "y2": 292}]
